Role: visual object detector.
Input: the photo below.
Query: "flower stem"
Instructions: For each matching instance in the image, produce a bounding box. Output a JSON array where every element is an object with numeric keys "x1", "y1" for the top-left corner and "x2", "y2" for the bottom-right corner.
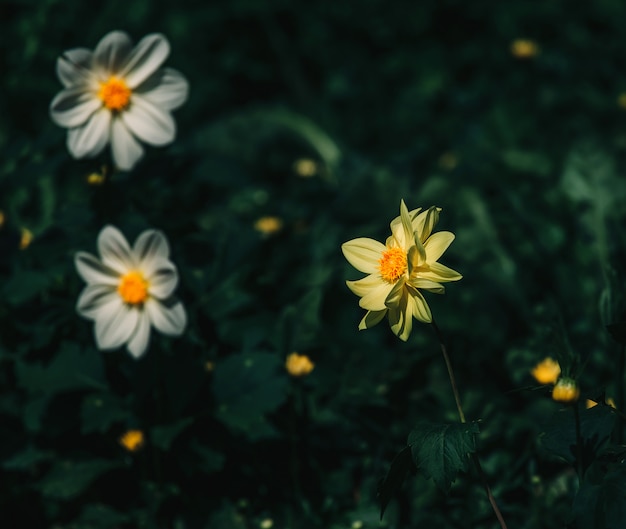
[
  {"x1": 573, "y1": 403, "x2": 584, "y2": 479},
  {"x1": 431, "y1": 320, "x2": 508, "y2": 529},
  {"x1": 617, "y1": 344, "x2": 625, "y2": 445}
]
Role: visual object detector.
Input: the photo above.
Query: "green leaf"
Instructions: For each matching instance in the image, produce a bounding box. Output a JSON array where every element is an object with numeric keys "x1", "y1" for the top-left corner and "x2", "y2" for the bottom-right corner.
[
  {"x1": 3, "y1": 270, "x2": 50, "y2": 305},
  {"x1": 408, "y1": 421, "x2": 479, "y2": 492},
  {"x1": 378, "y1": 445, "x2": 413, "y2": 520},
  {"x1": 40, "y1": 459, "x2": 119, "y2": 500},
  {"x1": 539, "y1": 404, "x2": 615, "y2": 473},
  {"x1": 213, "y1": 352, "x2": 287, "y2": 439},
  {"x1": 152, "y1": 417, "x2": 194, "y2": 450},
  {"x1": 80, "y1": 393, "x2": 128, "y2": 434},
  {"x1": 3, "y1": 445, "x2": 54, "y2": 470},
  {"x1": 16, "y1": 342, "x2": 106, "y2": 394}
]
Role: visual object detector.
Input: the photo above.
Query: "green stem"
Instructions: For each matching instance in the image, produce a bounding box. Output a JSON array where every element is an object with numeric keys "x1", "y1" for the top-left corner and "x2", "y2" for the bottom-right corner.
[
  {"x1": 431, "y1": 320, "x2": 508, "y2": 529},
  {"x1": 617, "y1": 344, "x2": 625, "y2": 445}
]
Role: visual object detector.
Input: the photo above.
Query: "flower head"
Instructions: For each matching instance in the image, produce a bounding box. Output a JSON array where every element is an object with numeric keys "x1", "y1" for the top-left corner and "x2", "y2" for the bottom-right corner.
[
  {"x1": 285, "y1": 352, "x2": 315, "y2": 377},
  {"x1": 75, "y1": 225, "x2": 186, "y2": 358},
  {"x1": 552, "y1": 378, "x2": 580, "y2": 404},
  {"x1": 50, "y1": 30, "x2": 189, "y2": 171},
  {"x1": 531, "y1": 357, "x2": 561, "y2": 385},
  {"x1": 342, "y1": 200, "x2": 462, "y2": 341},
  {"x1": 119, "y1": 429, "x2": 144, "y2": 452}
]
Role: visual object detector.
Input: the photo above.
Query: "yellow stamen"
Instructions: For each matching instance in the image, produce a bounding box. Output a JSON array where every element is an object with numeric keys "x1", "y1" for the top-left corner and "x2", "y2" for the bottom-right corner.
[
  {"x1": 98, "y1": 77, "x2": 132, "y2": 111},
  {"x1": 119, "y1": 429, "x2": 144, "y2": 452},
  {"x1": 117, "y1": 271, "x2": 149, "y2": 305},
  {"x1": 378, "y1": 246, "x2": 407, "y2": 283}
]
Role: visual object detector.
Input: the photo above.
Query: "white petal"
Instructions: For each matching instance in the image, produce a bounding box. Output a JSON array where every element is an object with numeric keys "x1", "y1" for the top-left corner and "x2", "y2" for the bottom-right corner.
[
  {"x1": 57, "y1": 48, "x2": 95, "y2": 88},
  {"x1": 97, "y1": 225, "x2": 135, "y2": 274},
  {"x1": 342, "y1": 238, "x2": 386, "y2": 274},
  {"x1": 110, "y1": 117, "x2": 144, "y2": 170},
  {"x1": 424, "y1": 231, "x2": 455, "y2": 263},
  {"x1": 358, "y1": 309, "x2": 387, "y2": 330},
  {"x1": 50, "y1": 87, "x2": 101, "y2": 128},
  {"x1": 133, "y1": 229, "x2": 170, "y2": 264},
  {"x1": 95, "y1": 303, "x2": 139, "y2": 350},
  {"x1": 359, "y1": 281, "x2": 394, "y2": 311},
  {"x1": 75, "y1": 251, "x2": 120, "y2": 285},
  {"x1": 127, "y1": 310, "x2": 151, "y2": 358},
  {"x1": 120, "y1": 33, "x2": 170, "y2": 88},
  {"x1": 145, "y1": 298, "x2": 186, "y2": 336},
  {"x1": 135, "y1": 67, "x2": 189, "y2": 111},
  {"x1": 146, "y1": 259, "x2": 178, "y2": 299},
  {"x1": 76, "y1": 284, "x2": 119, "y2": 319},
  {"x1": 67, "y1": 109, "x2": 111, "y2": 158},
  {"x1": 93, "y1": 30, "x2": 132, "y2": 77},
  {"x1": 122, "y1": 96, "x2": 176, "y2": 146}
]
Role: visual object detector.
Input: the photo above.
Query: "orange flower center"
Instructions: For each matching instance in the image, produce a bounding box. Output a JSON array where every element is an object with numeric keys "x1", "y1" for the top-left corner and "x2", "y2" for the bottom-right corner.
[
  {"x1": 117, "y1": 271, "x2": 148, "y2": 305},
  {"x1": 98, "y1": 76, "x2": 132, "y2": 111},
  {"x1": 378, "y1": 247, "x2": 407, "y2": 282}
]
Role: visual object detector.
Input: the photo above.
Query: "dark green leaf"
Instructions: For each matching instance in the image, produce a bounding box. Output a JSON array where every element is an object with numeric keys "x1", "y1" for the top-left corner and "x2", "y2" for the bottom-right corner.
[
  {"x1": 378, "y1": 445, "x2": 414, "y2": 520},
  {"x1": 40, "y1": 459, "x2": 119, "y2": 500},
  {"x1": 152, "y1": 417, "x2": 194, "y2": 450},
  {"x1": 80, "y1": 393, "x2": 128, "y2": 434}
]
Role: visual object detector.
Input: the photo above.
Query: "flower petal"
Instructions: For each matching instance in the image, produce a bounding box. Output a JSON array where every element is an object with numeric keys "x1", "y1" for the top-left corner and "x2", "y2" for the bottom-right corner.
[
  {"x1": 145, "y1": 297, "x2": 186, "y2": 336},
  {"x1": 384, "y1": 280, "x2": 405, "y2": 309},
  {"x1": 424, "y1": 231, "x2": 455, "y2": 263},
  {"x1": 390, "y1": 199, "x2": 414, "y2": 250},
  {"x1": 76, "y1": 284, "x2": 119, "y2": 319},
  {"x1": 133, "y1": 229, "x2": 170, "y2": 265},
  {"x1": 50, "y1": 87, "x2": 101, "y2": 128},
  {"x1": 93, "y1": 30, "x2": 133, "y2": 77},
  {"x1": 342, "y1": 238, "x2": 386, "y2": 274},
  {"x1": 418, "y1": 262, "x2": 462, "y2": 282},
  {"x1": 122, "y1": 96, "x2": 176, "y2": 146},
  {"x1": 346, "y1": 273, "x2": 383, "y2": 297},
  {"x1": 135, "y1": 67, "x2": 189, "y2": 111},
  {"x1": 358, "y1": 309, "x2": 387, "y2": 330},
  {"x1": 110, "y1": 117, "x2": 144, "y2": 170},
  {"x1": 127, "y1": 310, "x2": 151, "y2": 358},
  {"x1": 95, "y1": 303, "x2": 139, "y2": 350},
  {"x1": 359, "y1": 281, "x2": 394, "y2": 311},
  {"x1": 57, "y1": 48, "x2": 95, "y2": 87},
  {"x1": 67, "y1": 109, "x2": 111, "y2": 158},
  {"x1": 120, "y1": 33, "x2": 170, "y2": 88},
  {"x1": 98, "y1": 225, "x2": 135, "y2": 274},
  {"x1": 414, "y1": 207, "x2": 441, "y2": 242},
  {"x1": 146, "y1": 259, "x2": 178, "y2": 299},
  {"x1": 75, "y1": 251, "x2": 120, "y2": 285},
  {"x1": 410, "y1": 277, "x2": 445, "y2": 294},
  {"x1": 407, "y1": 288, "x2": 433, "y2": 323}
]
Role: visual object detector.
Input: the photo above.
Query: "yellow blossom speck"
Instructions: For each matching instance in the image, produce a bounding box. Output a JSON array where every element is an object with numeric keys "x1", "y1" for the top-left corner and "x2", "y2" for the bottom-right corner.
[
  {"x1": 259, "y1": 519, "x2": 273, "y2": 529},
  {"x1": 552, "y1": 378, "x2": 580, "y2": 404},
  {"x1": 254, "y1": 216, "x2": 283, "y2": 236},
  {"x1": 586, "y1": 397, "x2": 616, "y2": 409},
  {"x1": 119, "y1": 429, "x2": 144, "y2": 452},
  {"x1": 511, "y1": 39, "x2": 539, "y2": 59},
  {"x1": 0, "y1": 210, "x2": 5, "y2": 228},
  {"x1": 19, "y1": 228, "x2": 33, "y2": 250},
  {"x1": 86, "y1": 172, "x2": 106, "y2": 185},
  {"x1": 438, "y1": 152, "x2": 458, "y2": 171},
  {"x1": 618, "y1": 93, "x2": 626, "y2": 110},
  {"x1": 285, "y1": 352, "x2": 315, "y2": 377},
  {"x1": 205, "y1": 361, "x2": 215, "y2": 372},
  {"x1": 293, "y1": 158, "x2": 318, "y2": 178},
  {"x1": 531, "y1": 357, "x2": 561, "y2": 385}
]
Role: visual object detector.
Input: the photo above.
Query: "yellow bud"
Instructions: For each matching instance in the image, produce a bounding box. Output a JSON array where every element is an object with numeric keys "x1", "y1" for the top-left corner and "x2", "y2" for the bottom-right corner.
[
  {"x1": 119, "y1": 429, "x2": 144, "y2": 452},
  {"x1": 19, "y1": 228, "x2": 33, "y2": 250},
  {"x1": 285, "y1": 352, "x2": 315, "y2": 377},
  {"x1": 511, "y1": 39, "x2": 540, "y2": 59},
  {"x1": 293, "y1": 158, "x2": 318, "y2": 178},
  {"x1": 254, "y1": 216, "x2": 283, "y2": 236},
  {"x1": 0, "y1": 210, "x2": 5, "y2": 228},
  {"x1": 552, "y1": 378, "x2": 580, "y2": 403},
  {"x1": 531, "y1": 357, "x2": 561, "y2": 385}
]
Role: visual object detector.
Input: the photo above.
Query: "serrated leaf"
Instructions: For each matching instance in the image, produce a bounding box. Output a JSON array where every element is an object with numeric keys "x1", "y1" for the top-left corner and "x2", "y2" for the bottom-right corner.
[
  {"x1": 378, "y1": 445, "x2": 413, "y2": 519},
  {"x1": 408, "y1": 421, "x2": 479, "y2": 492}
]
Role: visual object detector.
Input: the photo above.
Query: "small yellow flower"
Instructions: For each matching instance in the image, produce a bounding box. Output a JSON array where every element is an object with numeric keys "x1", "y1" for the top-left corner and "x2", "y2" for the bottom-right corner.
[
  {"x1": 511, "y1": 39, "x2": 540, "y2": 59},
  {"x1": 254, "y1": 216, "x2": 283, "y2": 236},
  {"x1": 204, "y1": 361, "x2": 215, "y2": 372},
  {"x1": 552, "y1": 378, "x2": 580, "y2": 403},
  {"x1": 586, "y1": 397, "x2": 616, "y2": 409},
  {"x1": 617, "y1": 93, "x2": 626, "y2": 110},
  {"x1": 86, "y1": 171, "x2": 106, "y2": 185},
  {"x1": 342, "y1": 200, "x2": 462, "y2": 341},
  {"x1": 0, "y1": 210, "x2": 5, "y2": 228},
  {"x1": 259, "y1": 519, "x2": 274, "y2": 529},
  {"x1": 119, "y1": 429, "x2": 144, "y2": 452},
  {"x1": 531, "y1": 357, "x2": 561, "y2": 385},
  {"x1": 293, "y1": 158, "x2": 318, "y2": 178},
  {"x1": 438, "y1": 152, "x2": 458, "y2": 171},
  {"x1": 285, "y1": 352, "x2": 315, "y2": 377},
  {"x1": 19, "y1": 228, "x2": 33, "y2": 250}
]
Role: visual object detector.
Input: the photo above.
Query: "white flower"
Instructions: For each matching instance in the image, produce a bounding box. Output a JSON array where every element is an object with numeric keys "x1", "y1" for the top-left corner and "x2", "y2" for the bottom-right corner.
[
  {"x1": 50, "y1": 30, "x2": 189, "y2": 171},
  {"x1": 75, "y1": 225, "x2": 187, "y2": 358}
]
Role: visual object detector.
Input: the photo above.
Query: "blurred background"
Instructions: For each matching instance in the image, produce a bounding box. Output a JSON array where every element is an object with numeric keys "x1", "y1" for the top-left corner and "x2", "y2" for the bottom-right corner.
[{"x1": 2, "y1": 0, "x2": 626, "y2": 527}]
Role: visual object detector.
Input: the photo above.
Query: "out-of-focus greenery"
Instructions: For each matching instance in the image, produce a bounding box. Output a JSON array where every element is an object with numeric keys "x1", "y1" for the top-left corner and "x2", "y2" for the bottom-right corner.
[{"x1": 2, "y1": 0, "x2": 626, "y2": 528}]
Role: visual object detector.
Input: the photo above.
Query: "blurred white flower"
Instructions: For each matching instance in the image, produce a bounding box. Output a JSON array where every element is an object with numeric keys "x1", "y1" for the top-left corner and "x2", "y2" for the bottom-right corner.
[
  {"x1": 75, "y1": 225, "x2": 186, "y2": 358},
  {"x1": 50, "y1": 30, "x2": 189, "y2": 171}
]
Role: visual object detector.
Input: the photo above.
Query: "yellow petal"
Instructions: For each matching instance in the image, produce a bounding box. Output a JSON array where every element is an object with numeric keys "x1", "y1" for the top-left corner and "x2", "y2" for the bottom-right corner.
[
  {"x1": 418, "y1": 262, "x2": 462, "y2": 282},
  {"x1": 342, "y1": 238, "x2": 386, "y2": 274},
  {"x1": 424, "y1": 231, "x2": 455, "y2": 263},
  {"x1": 359, "y1": 281, "x2": 394, "y2": 311},
  {"x1": 358, "y1": 309, "x2": 387, "y2": 330},
  {"x1": 346, "y1": 274, "x2": 383, "y2": 297},
  {"x1": 384, "y1": 280, "x2": 405, "y2": 309},
  {"x1": 410, "y1": 277, "x2": 445, "y2": 294},
  {"x1": 414, "y1": 206, "x2": 441, "y2": 242},
  {"x1": 407, "y1": 288, "x2": 432, "y2": 323}
]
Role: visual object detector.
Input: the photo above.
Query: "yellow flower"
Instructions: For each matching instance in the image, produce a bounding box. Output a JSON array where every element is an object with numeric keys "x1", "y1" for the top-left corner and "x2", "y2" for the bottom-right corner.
[
  {"x1": 511, "y1": 39, "x2": 539, "y2": 59},
  {"x1": 342, "y1": 200, "x2": 462, "y2": 341},
  {"x1": 285, "y1": 352, "x2": 315, "y2": 377},
  {"x1": 19, "y1": 228, "x2": 33, "y2": 250},
  {"x1": 254, "y1": 216, "x2": 284, "y2": 235},
  {"x1": 119, "y1": 429, "x2": 144, "y2": 452},
  {"x1": 86, "y1": 172, "x2": 106, "y2": 185},
  {"x1": 0, "y1": 210, "x2": 5, "y2": 228},
  {"x1": 531, "y1": 357, "x2": 561, "y2": 385},
  {"x1": 618, "y1": 93, "x2": 626, "y2": 110},
  {"x1": 552, "y1": 378, "x2": 580, "y2": 403},
  {"x1": 586, "y1": 397, "x2": 616, "y2": 409},
  {"x1": 293, "y1": 158, "x2": 318, "y2": 178}
]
